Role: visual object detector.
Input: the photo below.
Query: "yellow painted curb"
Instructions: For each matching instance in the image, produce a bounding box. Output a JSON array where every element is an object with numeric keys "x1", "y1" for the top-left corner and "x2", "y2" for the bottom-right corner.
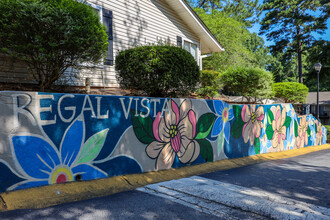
[{"x1": 1, "y1": 144, "x2": 329, "y2": 211}]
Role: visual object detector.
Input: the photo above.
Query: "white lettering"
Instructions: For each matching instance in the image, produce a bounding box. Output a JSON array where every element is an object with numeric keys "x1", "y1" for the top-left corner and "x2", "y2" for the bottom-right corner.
[
  {"x1": 150, "y1": 99, "x2": 160, "y2": 117},
  {"x1": 96, "y1": 97, "x2": 109, "y2": 119},
  {"x1": 120, "y1": 97, "x2": 133, "y2": 119},
  {"x1": 140, "y1": 98, "x2": 150, "y2": 118},
  {"x1": 58, "y1": 94, "x2": 76, "y2": 123},
  {"x1": 12, "y1": 94, "x2": 36, "y2": 127},
  {"x1": 39, "y1": 94, "x2": 56, "y2": 125},
  {"x1": 82, "y1": 95, "x2": 96, "y2": 118},
  {"x1": 161, "y1": 99, "x2": 169, "y2": 117}
]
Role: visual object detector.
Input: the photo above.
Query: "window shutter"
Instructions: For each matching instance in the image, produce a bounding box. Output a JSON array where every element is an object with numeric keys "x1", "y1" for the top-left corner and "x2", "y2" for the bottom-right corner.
[
  {"x1": 103, "y1": 8, "x2": 113, "y2": 66},
  {"x1": 177, "y1": 36, "x2": 182, "y2": 47}
]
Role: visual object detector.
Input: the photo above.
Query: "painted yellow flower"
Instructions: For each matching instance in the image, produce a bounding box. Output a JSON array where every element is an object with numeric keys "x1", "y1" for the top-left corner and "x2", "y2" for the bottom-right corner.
[{"x1": 316, "y1": 120, "x2": 323, "y2": 145}]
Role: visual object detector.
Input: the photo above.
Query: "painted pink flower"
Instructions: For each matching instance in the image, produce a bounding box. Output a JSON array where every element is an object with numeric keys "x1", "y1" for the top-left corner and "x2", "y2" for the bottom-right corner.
[
  {"x1": 316, "y1": 121, "x2": 323, "y2": 145},
  {"x1": 241, "y1": 105, "x2": 264, "y2": 146},
  {"x1": 271, "y1": 106, "x2": 287, "y2": 151},
  {"x1": 146, "y1": 100, "x2": 200, "y2": 170},
  {"x1": 296, "y1": 116, "x2": 308, "y2": 149}
]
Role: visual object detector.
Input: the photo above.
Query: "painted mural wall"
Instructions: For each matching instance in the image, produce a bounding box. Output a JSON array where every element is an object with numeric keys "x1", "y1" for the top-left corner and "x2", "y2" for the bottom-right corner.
[{"x1": 0, "y1": 91, "x2": 327, "y2": 192}]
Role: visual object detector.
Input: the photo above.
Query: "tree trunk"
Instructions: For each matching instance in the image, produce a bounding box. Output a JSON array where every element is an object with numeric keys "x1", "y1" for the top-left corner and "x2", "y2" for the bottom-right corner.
[{"x1": 297, "y1": 27, "x2": 303, "y2": 83}]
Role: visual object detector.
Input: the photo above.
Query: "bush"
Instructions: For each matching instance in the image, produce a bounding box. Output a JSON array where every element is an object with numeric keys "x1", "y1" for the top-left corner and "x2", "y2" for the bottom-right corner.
[
  {"x1": 220, "y1": 66, "x2": 273, "y2": 103},
  {"x1": 197, "y1": 70, "x2": 222, "y2": 98},
  {"x1": 272, "y1": 82, "x2": 309, "y2": 103},
  {"x1": 115, "y1": 45, "x2": 200, "y2": 97},
  {"x1": 0, "y1": 0, "x2": 108, "y2": 91}
]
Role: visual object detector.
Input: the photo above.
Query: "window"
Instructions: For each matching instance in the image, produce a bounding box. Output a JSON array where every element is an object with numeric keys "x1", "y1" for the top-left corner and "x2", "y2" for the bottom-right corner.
[
  {"x1": 86, "y1": 2, "x2": 113, "y2": 66},
  {"x1": 184, "y1": 41, "x2": 197, "y2": 61}
]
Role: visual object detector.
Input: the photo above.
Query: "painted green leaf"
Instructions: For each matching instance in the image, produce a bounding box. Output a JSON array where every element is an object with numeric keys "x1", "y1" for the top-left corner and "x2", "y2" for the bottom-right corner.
[
  {"x1": 230, "y1": 118, "x2": 244, "y2": 139},
  {"x1": 307, "y1": 126, "x2": 311, "y2": 136},
  {"x1": 131, "y1": 110, "x2": 155, "y2": 144},
  {"x1": 217, "y1": 129, "x2": 224, "y2": 157},
  {"x1": 233, "y1": 105, "x2": 242, "y2": 119},
  {"x1": 254, "y1": 137, "x2": 260, "y2": 155},
  {"x1": 294, "y1": 120, "x2": 298, "y2": 137},
  {"x1": 76, "y1": 129, "x2": 109, "y2": 164},
  {"x1": 267, "y1": 109, "x2": 274, "y2": 125},
  {"x1": 195, "y1": 113, "x2": 216, "y2": 139},
  {"x1": 283, "y1": 116, "x2": 291, "y2": 128},
  {"x1": 315, "y1": 124, "x2": 317, "y2": 133},
  {"x1": 197, "y1": 139, "x2": 213, "y2": 162},
  {"x1": 266, "y1": 124, "x2": 274, "y2": 140}
]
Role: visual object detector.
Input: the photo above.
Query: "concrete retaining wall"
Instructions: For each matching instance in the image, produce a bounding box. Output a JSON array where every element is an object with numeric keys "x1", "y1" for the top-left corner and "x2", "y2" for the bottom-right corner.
[{"x1": 0, "y1": 91, "x2": 327, "y2": 192}]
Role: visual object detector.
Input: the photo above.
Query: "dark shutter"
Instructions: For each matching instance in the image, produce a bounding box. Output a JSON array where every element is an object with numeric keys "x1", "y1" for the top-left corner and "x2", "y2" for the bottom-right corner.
[
  {"x1": 103, "y1": 8, "x2": 113, "y2": 66},
  {"x1": 177, "y1": 36, "x2": 182, "y2": 47}
]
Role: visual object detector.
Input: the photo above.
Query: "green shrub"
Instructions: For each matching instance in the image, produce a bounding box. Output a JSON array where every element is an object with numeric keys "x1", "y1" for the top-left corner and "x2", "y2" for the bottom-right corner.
[
  {"x1": 115, "y1": 45, "x2": 200, "y2": 97},
  {"x1": 220, "y1": 66, "x2": 273, "y2": 103},
  {"x1": 197, "y1": 70, "x2": 222, "y2": 98},
  {"x1": 273, "y1": 82, "x2": 309, "y2": 103},
  {"x1": 0, "y1": 0, "x2": 108, "y2": 91}
]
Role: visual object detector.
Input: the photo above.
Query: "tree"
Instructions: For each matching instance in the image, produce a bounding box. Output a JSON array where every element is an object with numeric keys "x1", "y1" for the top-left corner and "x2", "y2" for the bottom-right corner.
[
  {"x1": 0, "y1": 0, "x2": 108, "y2": 91},
  {"x1": 273, "y1": 82, "x2": 309, "y2": 103},
  {"x1": 220, "y1": 66, "x2": 274, "y2": 103},
  {"x1": 304, "y1": 40, "x2": 330, "y2": 91},
  {"x1": 260, "y1": 0, "x2": 329, "y2": 83},
  {"x1": 189, "y1": 0, "x2": 261, "y2": 26},
  {"x1": 194, "y1": 9, "x2": 257, "y2": 72}
]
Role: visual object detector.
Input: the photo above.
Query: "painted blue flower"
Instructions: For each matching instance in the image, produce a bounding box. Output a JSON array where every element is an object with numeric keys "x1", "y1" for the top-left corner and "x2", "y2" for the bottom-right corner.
[
  {"x1": 10, "y1": 115, "x2": 108, "y2": 190},
  {"x1": 211, "y1": 100, "x2": 234, "y2": 143}
]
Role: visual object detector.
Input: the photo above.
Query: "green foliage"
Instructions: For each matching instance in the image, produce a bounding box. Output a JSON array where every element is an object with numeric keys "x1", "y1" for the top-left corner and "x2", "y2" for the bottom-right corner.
[
  {"x1": 272, "y1": 82, "x2": 309, "y2": 103},
  {"x1": 197, "y1": 70, "x2": 223, "y2": 98},
  {"x1": 115, "y1": 45, "x2": 200, "y2": 97},
  {"x1": 195, "y1": 113, "x2": 216, "y2": 139},
  {"x1": 0, "y1": 0, "x2": 108, "y2": 91},
  {"x1": 220, "y1": 66, "x2": 274, "y2": 102},
  {"x1": 304, "y1": 40, "x2": 330, "y2": 92}
]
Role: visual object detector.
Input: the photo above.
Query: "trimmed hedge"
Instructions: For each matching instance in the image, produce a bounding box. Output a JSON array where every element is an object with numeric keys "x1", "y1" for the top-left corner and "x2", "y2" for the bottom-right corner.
[
  {"x1": 325, "y1": 125, "x2": 330, "y2": 143},
  {"x1": 197, "y1": 70, "x2": 222, "y2": 98},
  {"x1": 273, "y1": 82, "x2": 309, "y2": 103},
  {"x1": 115, "y1": 45, "x2": 200, "y2": 97}
]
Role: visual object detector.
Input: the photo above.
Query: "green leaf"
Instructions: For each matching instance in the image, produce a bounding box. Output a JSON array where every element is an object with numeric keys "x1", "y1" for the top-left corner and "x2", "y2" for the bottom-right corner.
[
  {"x1": 267, "y1": 109, "x2": 274, "y2": 125},
  {"x1": 266, "y1": 124, "x2": 274, "y2": 140},
  {"x1": 197, "y1": 139, "x2": 213, "y2": 162},
  {"x1": 232, "y1": 105, "x2": 242, "y2": 119},
  {"x1": 294, "y1": 120, "x2": 298, "y2": 137},
  {"x1": 130, "y1": 110, "x2": 155, "y2": 144},
  {"x1": 315, "y1": 124, "x2": 317, "y2": 133},
  {"x1": 230, "y1": 118, "x2": 245, "y2": 139},
  {"x1": 195, "y1": 113, "x2": 216, "y2": 139},
  {"x1": 307, "y1": 126, "x2": 311, "y2": 136},
  {"x1": 283, "y1": 116, "x2": 291, "y2": 128},
  {"x1": 76, "y1": 129, "x2": 109, "y2": 164},
  {"x1": 217, "y1": 129, "x2": 224, "y2": 157},
  {"x1": 254, "y1": 137, "x2": 260, "y2": 155}
]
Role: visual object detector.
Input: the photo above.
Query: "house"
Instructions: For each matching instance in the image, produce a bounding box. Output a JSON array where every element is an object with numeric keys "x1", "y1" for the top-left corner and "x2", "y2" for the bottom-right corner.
[
  {"x1": 0, "y1": 0, "x2": 224, "y2": 88},
  {"x1": 306, "y1": 92, "x2": 330, "y2": 125}
]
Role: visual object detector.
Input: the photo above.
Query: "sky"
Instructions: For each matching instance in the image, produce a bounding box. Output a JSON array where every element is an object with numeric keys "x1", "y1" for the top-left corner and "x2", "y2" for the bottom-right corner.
[{"x1": 249, "y1": 15, "x2": 330, "y2": 46}]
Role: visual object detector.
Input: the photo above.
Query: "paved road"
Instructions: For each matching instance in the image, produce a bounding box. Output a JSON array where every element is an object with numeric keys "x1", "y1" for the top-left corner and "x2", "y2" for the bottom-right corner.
[{"x1": 0, "y1": 149, "x2": 330, "y2": 219}]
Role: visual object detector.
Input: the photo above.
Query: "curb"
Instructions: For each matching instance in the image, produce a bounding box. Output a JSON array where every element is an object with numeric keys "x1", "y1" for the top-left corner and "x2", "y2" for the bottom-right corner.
[{"x1": 1, "y1": 144, "x2": 329, "y2": 211}]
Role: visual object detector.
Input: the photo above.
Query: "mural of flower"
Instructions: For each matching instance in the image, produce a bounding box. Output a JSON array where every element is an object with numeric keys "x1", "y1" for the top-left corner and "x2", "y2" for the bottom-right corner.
[
  {"x1": 296, "y1": 116, "x2": 308, "y2": 149},
  {"x1": 316, "y1": 121, "x2": 323, "y2": 145},
  {"x1": 146, "y1": 100, "x2": 201, "y2": 170},
  {"x1": 211, "y1": 100, "x2": 234, "y2": 143},
  {"x1": 270, "y1": 106, "x2": 287, "y2": 151},
  {"x1": 241, "y1": 105, "x2": 264, "y2": 146},
  {"x1": 10, "y1": 115, "x2": 108, "y2": 190}
]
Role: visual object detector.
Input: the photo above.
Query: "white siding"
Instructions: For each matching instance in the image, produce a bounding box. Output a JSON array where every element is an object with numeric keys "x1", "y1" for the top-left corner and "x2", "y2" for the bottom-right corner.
[{"x1": 0, "y1": 0, "x2": 201, "y2": 88}]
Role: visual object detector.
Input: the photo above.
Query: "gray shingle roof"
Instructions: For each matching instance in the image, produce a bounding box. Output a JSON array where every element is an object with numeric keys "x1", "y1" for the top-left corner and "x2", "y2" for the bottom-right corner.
[{"x1": 306, "y1": 92, "x2": 330, "y2": 105}]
